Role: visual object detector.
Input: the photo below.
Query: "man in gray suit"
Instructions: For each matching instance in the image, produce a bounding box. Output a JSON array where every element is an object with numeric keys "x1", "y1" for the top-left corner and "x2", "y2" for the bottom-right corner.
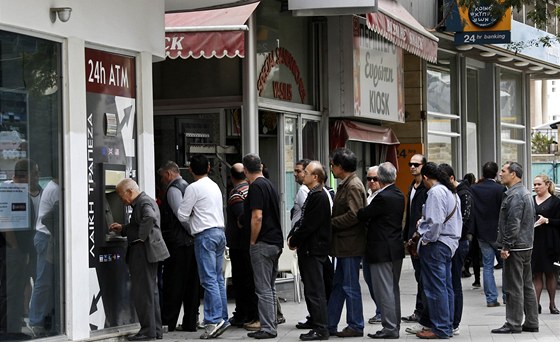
[{"x1": 110, "y1": 178, "x2": 167, "y2": 341}]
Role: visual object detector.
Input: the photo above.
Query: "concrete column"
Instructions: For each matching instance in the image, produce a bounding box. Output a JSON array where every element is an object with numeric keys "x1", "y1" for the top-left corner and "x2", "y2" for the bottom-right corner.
[
  {"x1": 242, "y1": 13, "x2": 259, "y2": 155},
  {"x1": 64, "y1": 37, "x2": 90, "y2": 341}
]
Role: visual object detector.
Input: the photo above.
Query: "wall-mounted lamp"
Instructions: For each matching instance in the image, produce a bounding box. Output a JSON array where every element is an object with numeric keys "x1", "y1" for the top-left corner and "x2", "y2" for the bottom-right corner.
[{"x1": 50, "y1": 7, "x2": 72, "y2": 23}]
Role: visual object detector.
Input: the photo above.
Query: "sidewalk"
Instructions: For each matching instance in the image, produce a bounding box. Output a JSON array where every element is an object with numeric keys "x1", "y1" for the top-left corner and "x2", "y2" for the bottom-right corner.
[{"x1": 147, "y1": 257, "x2": 560, "y2": 341}]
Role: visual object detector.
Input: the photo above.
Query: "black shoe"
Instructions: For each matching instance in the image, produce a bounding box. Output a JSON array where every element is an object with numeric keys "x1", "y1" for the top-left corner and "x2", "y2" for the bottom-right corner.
[
  {"x1": 367, "y1": 331, "x2": 399, "y2": 339},
  {"x1": 156, "y1": 334, "x2": 162, "y2": 340},
  {"x1": 335, "y1": 327, "x2": 363, "y2": 337},
  {"x1": 550, "y1": 306, "x2": 559, "y2": 314},
  {"x1": 538, "y1": 304, "x2": 542, "y2": 314},
  {"x1": 276, "y1": 316, "x2": 286, "y2": 325},
  {"x1": 248, "y1": 330, "x2": 277, "y2": 339},
  {"x1": 487, "y1": 301, "x2": 500, "y2": 307},
  {"x1": 472, "y1": 281, "x2": 481, "y2": 288},
  {"x1": 491, "y1": 324, "x2": 521, "y2": 334},
  {"x1": 461, "y1": 270, "x2": 472, "y2": 278},
  {"x1": 127, "y1": 334, "x2": 155, "y2": 341},
  {"x1": 229, "y1": 316, "x2": 248, "y2": 328},
  {"x1": 494, "y1": 263, "x2": 503, "y2": 270},
  {"x1": 400, "y1": 313, "x2": 419, "y2": 322},
  {"x1": 521, "y1": 326, "x2": 539, "y2": 333},
  {"x1": 300, "y1": 330, "x2": 329, "y2": 341},
  {"x1": 296, "y1": 321, "x2": 315, "y2": 329}
]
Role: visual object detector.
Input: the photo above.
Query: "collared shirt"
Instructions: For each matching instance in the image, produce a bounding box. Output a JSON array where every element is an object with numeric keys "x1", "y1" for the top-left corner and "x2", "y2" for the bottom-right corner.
[
  {"x1": 417, "y1": 183, "x2": 462, "y2": 254},
  {"x1": 291, "y1": 184, "x2": 309, "y2": 229},
  {"x1": 177, "y1": 176, "x2": 225, "y2": 235}
]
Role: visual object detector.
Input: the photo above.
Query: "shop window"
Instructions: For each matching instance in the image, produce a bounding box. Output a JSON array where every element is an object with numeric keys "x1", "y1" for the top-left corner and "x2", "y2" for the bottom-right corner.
[
  {"x1": 427, "y1": 66, "x2": 459, "y2": 166},
  {"x1": 499, "y1": 69, "x2": 526, "y2": 166},
  {"x1": 0, "y1": 30, "x2": 62, "y2": 339}
]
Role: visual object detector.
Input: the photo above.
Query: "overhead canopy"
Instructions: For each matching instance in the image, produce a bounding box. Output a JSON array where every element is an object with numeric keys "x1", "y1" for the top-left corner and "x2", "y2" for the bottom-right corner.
[
  {"x1": 330, "y1": 120, "x2": 400, "y2": 150},
  {"x1": 366, "y1": 0, "x2": 438, "y2": 63},
  {"x1": 165, "y1": 1, "x2": 259, "y2": 59}
]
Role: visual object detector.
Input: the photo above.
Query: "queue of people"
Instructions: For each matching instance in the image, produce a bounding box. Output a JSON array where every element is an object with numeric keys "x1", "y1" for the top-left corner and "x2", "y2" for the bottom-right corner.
[{"x1": 104, "y1": 147, "x2": 559, "y2": 341}]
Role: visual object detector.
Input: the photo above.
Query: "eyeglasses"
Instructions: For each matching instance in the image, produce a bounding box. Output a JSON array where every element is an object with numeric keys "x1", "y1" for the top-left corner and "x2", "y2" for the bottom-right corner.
[
  {"x1": 408, "y1": 162, "x2": 422, "y2": 168},
  {"x1": 366, "y1": 176, "x2": 379, "y2": 182}
]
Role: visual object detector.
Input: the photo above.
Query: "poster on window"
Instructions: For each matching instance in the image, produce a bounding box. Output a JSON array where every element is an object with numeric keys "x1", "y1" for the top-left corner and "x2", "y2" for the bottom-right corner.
[
  {"x1": 0, "y1": 183, "x2": 28, "y2": 230},
  {"x1": 85, "y1": 48, "x2": 137, "y2": 331},
  {"x1": 353, "y1": 16, "x2": 405, "y2": 123}
]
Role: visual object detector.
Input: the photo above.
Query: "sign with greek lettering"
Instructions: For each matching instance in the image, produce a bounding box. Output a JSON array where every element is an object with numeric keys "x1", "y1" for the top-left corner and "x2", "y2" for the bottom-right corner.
[{"x1": 353, "y1": 17, "x2": 404, "y2": 123}]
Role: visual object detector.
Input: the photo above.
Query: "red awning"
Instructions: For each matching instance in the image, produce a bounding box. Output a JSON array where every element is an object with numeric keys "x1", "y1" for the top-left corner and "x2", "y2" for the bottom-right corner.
[
  {"x1": 366, "y1": 0, "x2": 438, "y2": 63},
  {"x1": 330, "y1": 120, "x2": 400, "y2": 150},
  {"x1": 165, "y1": 2, "x2": 259, "y2": 59}
]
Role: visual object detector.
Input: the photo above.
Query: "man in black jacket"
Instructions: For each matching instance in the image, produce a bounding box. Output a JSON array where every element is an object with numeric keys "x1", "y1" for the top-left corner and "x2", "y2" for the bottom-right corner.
[
  {"x1": 157, "y1": 161, "x2": 199, "y2": 332},
  {"x1": 471, "y1": 162, "x2": 505, "y2": 307},
  {"x1": 288, "y1": 161, "x2": 332, "y2": 341},
  {"x1": 357, "y1": 162, "x2": 405, "y2": 339}
]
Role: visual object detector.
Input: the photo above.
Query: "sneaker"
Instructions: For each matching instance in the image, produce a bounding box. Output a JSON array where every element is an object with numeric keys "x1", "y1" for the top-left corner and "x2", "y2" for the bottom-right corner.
[
  {"x1": 244, "y1": 320, "x2": 261, "y2": 331},
  {"x1": 453, "y1": 327, "x2": 460, "y2": 335},
  {"x1": 405, "y1": 324, "x2": 427, "y2": 334},
  {"x1": 200, "y1": 320, "x2": 225, "y2": 339},
  {"x1": 276, "y1": 316, "x2": 286, "y2": 325},
  {"x1": 214, "y1": 321, "x2": 231, "y2": 338},
  {"x1": 401, "y1": 313, "x2": 419, "y2": 322},
  {"x1": 24, "y1": 322, "x2": 46, "y2": 337},
  {"x1": 368, "y1": 314, "x2": 382, "y2": 324}
]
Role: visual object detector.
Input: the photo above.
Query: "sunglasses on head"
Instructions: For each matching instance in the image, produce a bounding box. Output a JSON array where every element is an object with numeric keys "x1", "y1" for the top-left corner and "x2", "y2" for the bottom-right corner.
[
  {"x1": 408, "y1": 162, "x2": 422, "y2": 167},
  {"x1": 366, "y1": 176, "x2": 379, "y2": 182}
]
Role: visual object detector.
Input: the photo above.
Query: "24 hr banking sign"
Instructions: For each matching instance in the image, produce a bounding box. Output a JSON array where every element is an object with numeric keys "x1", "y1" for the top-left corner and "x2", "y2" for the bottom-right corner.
[{"x1": 353, "y1": 18, "x2": 405, "y2": 123}]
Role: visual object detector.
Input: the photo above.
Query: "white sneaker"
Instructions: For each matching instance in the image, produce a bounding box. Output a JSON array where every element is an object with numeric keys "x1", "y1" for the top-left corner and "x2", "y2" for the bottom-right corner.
[
  {"x1": 200, "y1": 320, "x2": 225, "y2": 339},
  {"x1": 405, "y1": 324, "x2": 427, "y2": 334},
  {"x1": 453, "y1": 327, "x2": 460, "y2": 335}
]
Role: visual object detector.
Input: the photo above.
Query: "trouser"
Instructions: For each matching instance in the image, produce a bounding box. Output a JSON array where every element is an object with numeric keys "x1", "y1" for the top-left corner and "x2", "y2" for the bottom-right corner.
[
  {"x1": 503, "y1": 250, "x2": 539, "y2": 330},
  {"x1": 299, "y1": 253, "x2": 329, "y2": 335},
  {"x1": 229, "y1": 248, "x2": 258, "y2": 322},
  {"x1": 250, "y1": 242, "x2": 281, "y2": 334}
]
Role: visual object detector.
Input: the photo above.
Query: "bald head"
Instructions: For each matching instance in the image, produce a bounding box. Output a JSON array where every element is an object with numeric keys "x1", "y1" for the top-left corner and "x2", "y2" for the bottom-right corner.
[{"x1": 230, "y1": 162, "x2": 246, "y2": 183}]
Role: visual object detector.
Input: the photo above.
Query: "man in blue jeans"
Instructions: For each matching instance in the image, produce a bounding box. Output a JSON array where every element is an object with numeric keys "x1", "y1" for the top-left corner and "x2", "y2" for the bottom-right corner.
[
  {"x1": 243, "y1": 153, "x2": 284, "y2": 340},
  {"x1": 471, "y1": 162, "x2": 505, "y2": 307},
  {"x1": 178, "y1": 154, "x2": 229, "y2": 339}
]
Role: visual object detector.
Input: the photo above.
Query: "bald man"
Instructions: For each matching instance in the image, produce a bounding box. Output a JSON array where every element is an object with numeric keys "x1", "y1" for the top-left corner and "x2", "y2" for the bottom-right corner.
[{"x1": 226, "y1": 163, "x2": 258, "y2": 328}]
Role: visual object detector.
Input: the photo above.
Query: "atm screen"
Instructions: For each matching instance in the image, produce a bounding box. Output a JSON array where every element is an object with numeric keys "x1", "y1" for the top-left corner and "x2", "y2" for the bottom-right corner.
[{"x1": 105, "y1": 169, "x2": 126, "y2": 188}]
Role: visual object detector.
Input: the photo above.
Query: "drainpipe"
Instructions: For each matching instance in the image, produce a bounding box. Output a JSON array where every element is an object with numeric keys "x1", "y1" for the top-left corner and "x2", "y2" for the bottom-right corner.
[{"x1": 242, "y1": 13, "x2": 258, "y2": 155}]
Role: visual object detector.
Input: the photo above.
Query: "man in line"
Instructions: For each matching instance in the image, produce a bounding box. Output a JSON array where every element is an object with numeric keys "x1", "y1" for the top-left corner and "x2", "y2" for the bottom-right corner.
[
  {"x1": 402, "y1": 154, "x2": 430, "y2": 335},
  {"x1": 177, "y1": 155, "x2": 229, "y2": 339},
  {"x1": 157, "y1": 161, "x2": 199, "y2": 332},
  {"x1": 363, "y1": 166, "x2": 382, "y2": 325},
  {"x1": 243, "y1": 153, "x2": 284, "y2": 339},
  {"x1": 288, "y1": 161, "x2": 332, "y2": 341},
  {"x1": 226, "y1": 163, "x2": 258, "y2": 329},
  {"x1": 357, "y1": 162, "x2": 405, "y2": 339},
  {"x1": 471, "y1": 162, "x2": 505, "y2": 307},
  {"x1": 491, "y1": 162, "x2": 539, "y2": 334},
  {"x1": 110, "y1": 179, "x2": 166, "y2": 341},
  {"x1": 328, "y1": 148, "x2": 367, "y2": 338}
]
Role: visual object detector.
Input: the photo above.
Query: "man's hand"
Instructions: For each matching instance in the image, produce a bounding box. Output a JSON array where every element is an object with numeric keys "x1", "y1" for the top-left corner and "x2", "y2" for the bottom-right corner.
[
  {"x1": 500, "y1": 249, "x2": 510, "y2": 260},
  {"x1": 109, "y1": 222, "x2": 122, "y2": 233},
  {"x1": 287, "y1": 237, "x2": 297, "y2": 251}
]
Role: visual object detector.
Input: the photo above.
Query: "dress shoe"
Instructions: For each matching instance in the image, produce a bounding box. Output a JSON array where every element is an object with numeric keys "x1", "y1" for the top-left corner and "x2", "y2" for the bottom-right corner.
[
  {"x1": 368, "y1": 314, "x2": 381, "y2": 324},
  {"x1": 248, "y1": 330, "x2": 277, "y2": 339},
  {"x1": 335, "y1": 327, "x2": 363, "y2": 337},
  {"x1": 487, "y1": 301, "x2": 500, "y2": 307},
  {"x1": 550, "y1": 306, "x2": 560, "y2": 314},
  {"x1": 367, "y1": 331, "x2": 398, "y2": 339},
  {"x1": 127, "y1": 334, "x2": 155, "y2": 341},
  {"x1": 229, "y1": 316, "x2": 248, "y2": 327},
  {"x1": 472, "y1": 281, "x2": 481, "y2": 288},
  {"x1": 491, "y1": 324, "x2": 521, "y2": 334},
  {"x1": 296, "y1": 320, "x2": 315, "y2": 329},
  {"x1": 416, "y1": 330, "x2": 446, "y2": 339},
  {"x1": 156, "y1": 334, "x2": 162, "y2": 340},
  {"x1": 300, "y1": 330, "x2": 329, "y2": 341},
  {"x1": 522, "y1": 326, "x2": 539, "y2": 332}
]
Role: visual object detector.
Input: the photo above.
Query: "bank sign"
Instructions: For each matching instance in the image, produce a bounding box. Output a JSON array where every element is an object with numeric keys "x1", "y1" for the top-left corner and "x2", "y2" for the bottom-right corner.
[
  {"x1": 445, "y1": 0, "x2": 512, "y2": 45},
  {"x1": 353, "y1": 17, "x2": 404, "y2": 123}
]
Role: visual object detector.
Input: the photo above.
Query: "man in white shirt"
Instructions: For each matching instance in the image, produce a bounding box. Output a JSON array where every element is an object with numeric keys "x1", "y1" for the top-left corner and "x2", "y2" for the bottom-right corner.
[{"x1": 177, "y1": 154, "x2": 229, "y2": 339}]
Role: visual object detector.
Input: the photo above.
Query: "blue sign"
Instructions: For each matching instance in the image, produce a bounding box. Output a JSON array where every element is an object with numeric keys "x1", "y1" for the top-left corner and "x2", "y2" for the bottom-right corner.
[{"x1": 455, "y1": 30, "x2": 511, "y2": 45}]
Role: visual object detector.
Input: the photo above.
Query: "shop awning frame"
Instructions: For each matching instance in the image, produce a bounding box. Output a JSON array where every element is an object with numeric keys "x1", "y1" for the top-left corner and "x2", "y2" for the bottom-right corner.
[
  {"x1": 165, "y1": 1, "x2": 259, "y2": 59},
  {"x1": 366, "y1": 0, "x2": 439, "y2": 63},
  {"x1": 330, "y1": 120, "x2": 400, "y2": 150}
]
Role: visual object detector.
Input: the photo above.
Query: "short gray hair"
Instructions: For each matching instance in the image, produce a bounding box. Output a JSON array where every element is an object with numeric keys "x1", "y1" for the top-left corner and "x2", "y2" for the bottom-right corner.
[
  {"x1": 367, "y1": 166, "x2": 379, "y2": 174},
  {"x1": 377, "y1": 162, "x2": 397, "y2": 184},
  {"x1": 117, "y1": 178, "x2": 139, "y2": 193}
]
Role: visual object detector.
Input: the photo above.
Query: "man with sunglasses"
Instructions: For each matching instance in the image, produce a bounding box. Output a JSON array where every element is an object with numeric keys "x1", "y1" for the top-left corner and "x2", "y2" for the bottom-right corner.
[{"x1": 402, "y1": 154, "x2": 431, "y2": 335}]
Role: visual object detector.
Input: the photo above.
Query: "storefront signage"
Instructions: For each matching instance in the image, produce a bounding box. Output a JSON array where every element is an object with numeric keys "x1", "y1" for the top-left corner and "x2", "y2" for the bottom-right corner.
[
  {"x1": 445, "y1": 0, "x2": 512, "y2": 45},
  {"x1": 257, "y1": 47, "x2": 307, "y2": 104},
  {"x1": 353, "y1": 17, "x2": 404, "y2": 123},
  {"x1": 0, "y1": 183, "x2": 28, "y2": 230},
  {"x1": 86, "y1": 48, "x2": 136, "y2": 98}
]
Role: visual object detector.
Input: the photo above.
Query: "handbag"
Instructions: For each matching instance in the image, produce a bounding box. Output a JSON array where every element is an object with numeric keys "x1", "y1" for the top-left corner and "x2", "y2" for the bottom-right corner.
[
  {"x1": 145, "y1": 227, "x2": 170, "y2": 263},
  {"x1": 407, "y1": 195, "x2": 458, "y2": 258}
]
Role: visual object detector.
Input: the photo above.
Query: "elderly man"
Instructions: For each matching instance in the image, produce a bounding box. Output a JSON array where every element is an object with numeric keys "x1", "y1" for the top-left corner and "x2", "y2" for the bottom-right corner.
[
  {"x1": 357, "y1": 162, "x2": 404, "y2": 339},
  {"x1": 288, "y1": 160, "x2": 332, "y2": 341},
  {"x1": 157, "y1": 161, "x2": 199, "y2": 332},
  {"x1": 110, "y1": 179, "x2": 168, "y2": 341},
  {"x1": 328, "y1": 148, "x2": 367, "y2": 338},
  {"x1": 491, "y1": 162, "x2": 538, "y2": 334},
  {"x1": 177, "y1": 154, "x2": 229, "y2": 339}
]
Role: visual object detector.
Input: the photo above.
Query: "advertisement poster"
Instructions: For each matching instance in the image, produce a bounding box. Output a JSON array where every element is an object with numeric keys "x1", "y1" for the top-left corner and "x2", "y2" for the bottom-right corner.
[
  {"x1": 85, "y1": 48, "x2": 137, "y2": 330},
  {"x1": 0, "y1": 183, "x2": 28, "y2": 230},
  {"x1": 353, "y1": 17, "x2": 404, "y2": 123}
]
